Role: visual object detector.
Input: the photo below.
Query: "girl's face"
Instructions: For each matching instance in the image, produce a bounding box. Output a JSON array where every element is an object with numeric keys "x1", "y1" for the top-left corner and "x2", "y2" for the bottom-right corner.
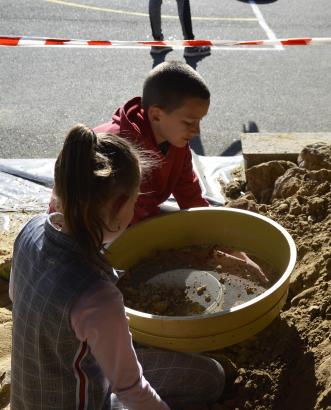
[{"x1": 101, "y1": 190, "x2": 138, "y2": 244}]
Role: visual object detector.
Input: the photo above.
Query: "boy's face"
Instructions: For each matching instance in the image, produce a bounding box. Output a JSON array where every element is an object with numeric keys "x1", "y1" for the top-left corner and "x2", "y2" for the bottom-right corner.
[{"x1": 149, "y1": 97, "x2": 210, "y2": 148}]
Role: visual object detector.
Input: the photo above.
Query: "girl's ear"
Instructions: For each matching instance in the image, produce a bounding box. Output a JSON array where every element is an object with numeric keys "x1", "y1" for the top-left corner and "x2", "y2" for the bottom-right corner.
[
  {"x1": 148, "y1": 105, "x2": 163, "y2": 123},
  {"x1": 112, "y1": 194, "x2": 129, "y2": 214}
]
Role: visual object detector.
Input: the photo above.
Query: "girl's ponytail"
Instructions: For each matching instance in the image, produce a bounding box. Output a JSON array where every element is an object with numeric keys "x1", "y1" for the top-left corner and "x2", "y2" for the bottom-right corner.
[
  {"x1": 54, "y1": 125, "x2": 102, "y2": 267},
  {"x1": 54, "y1": 124, "x2": 142, "y2": 270},
  {"x1": 57, "y1": 124, "x2": 97, "y2": 206},
  {"x1": 55, "y1": 124, "x2": 130, "y2": 267}
]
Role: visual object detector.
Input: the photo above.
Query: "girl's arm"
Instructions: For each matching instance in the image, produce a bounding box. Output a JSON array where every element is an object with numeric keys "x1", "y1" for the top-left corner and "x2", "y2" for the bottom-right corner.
[{"x1": 71, "y1": 280, "x2": 169, "y2": 410}]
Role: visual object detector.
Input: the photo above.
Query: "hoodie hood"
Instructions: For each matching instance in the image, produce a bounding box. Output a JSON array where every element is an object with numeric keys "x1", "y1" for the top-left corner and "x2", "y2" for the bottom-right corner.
[
  {"x1": 111, "y1": 97, "x2": 155, "y2": 146},
  {"x1": 94, "y1": 97, "x2": 156, "y2": 147}
]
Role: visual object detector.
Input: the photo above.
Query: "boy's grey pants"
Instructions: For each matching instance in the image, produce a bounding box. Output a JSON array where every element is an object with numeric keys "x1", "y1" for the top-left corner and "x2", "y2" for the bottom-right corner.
[
  {"x1": 111, "y1": 347, "x2": 225, "y2": 409},
  {"x1": 149, "y1": 0, "x2": 195, "y2": 40}
]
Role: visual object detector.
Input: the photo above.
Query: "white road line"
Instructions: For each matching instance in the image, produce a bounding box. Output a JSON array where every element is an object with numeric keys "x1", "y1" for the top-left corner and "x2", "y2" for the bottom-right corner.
[
  {"x1": 44, "y1": 0, "x2": 257, "y2": 21},
  {"x1": 249, "y1": 0, "x2": 284, "y2": 50}
]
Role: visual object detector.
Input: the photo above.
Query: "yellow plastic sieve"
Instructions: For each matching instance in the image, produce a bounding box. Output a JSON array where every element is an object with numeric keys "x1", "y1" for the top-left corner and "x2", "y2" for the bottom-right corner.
[{"x1": 105, "y1": 207, "x2": 297, "y2": 352}]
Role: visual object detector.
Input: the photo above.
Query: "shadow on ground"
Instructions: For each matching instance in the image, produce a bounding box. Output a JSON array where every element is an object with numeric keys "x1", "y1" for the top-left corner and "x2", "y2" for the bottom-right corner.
[
  {"x1": 151, "y1": 49, "x2": 211, "y2": 70},
  {"x1": 218, "y1": 317, "x2": 318, "y2": 410}
]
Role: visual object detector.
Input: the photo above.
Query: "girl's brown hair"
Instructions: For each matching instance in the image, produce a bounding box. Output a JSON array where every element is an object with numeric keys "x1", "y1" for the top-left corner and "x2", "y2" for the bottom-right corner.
[{"x1": 54, "y1": 124, "x2": 147, "y2": 268}]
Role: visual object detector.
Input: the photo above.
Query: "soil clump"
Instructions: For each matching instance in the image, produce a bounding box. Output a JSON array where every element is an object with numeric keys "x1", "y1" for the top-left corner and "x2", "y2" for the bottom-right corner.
[{"x1": 216, "y1": 143, "x2": 331, "y2": 409}]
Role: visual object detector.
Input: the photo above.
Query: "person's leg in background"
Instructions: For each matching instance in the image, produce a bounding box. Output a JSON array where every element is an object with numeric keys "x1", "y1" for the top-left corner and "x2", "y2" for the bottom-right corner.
[
  {"x1": 176, "y1": 0, "x2": 194, "y2": 40},
  {"x1": 176, "y1": 0, "x2": 211, "y2": 57},
  {"x1": 149, "y1": 0, "x2": 173, "y2": 55},
  {"x1": 149, "y1": 0, "x2": 163, "y2": 41}
]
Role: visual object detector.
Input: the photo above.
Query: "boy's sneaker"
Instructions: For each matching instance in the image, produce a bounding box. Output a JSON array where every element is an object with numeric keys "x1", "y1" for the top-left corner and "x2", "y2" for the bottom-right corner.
[
  {"x1": 150, "y1": 46, "x2": 173, "y2": 55},
  {"x1": 184, "y1": 46, "x2": 211, "y2": 57}
]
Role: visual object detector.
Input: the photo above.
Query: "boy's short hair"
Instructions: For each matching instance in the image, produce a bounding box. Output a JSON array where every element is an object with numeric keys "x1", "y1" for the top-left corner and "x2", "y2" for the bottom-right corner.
[{"x1": 142, "y1": 61, "x2": 210, "y2": 112}]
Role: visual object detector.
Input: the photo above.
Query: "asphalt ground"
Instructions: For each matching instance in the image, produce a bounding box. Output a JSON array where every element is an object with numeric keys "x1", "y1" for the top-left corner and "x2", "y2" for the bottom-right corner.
[{"x1": 0, "y1": 0, "x2": 331, "y2": 157}]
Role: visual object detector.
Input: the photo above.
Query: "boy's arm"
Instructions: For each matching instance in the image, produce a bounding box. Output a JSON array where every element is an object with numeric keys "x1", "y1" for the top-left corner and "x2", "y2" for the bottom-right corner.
[
  {"x1": 71, "y1": 280, "x2": 170, "y2": 410},
  {"x1": 172, "y1": 147, "x2": 209, "y2": 209},
  {"x1": 131, "y1": 194, "x2": 161, "y2": 225}
]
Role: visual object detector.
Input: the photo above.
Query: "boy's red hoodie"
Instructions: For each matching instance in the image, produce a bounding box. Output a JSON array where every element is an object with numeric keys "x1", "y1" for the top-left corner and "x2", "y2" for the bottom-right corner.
[{"x1": 94, "y1": 97, "x2": 208, "y2": 225}]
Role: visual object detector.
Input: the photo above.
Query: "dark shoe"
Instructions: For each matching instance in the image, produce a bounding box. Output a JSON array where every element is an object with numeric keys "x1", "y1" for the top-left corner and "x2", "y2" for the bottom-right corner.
[
  {"x1": 184, "y1": 46, "x2": 211, "y2": 57},
  {"x1": 150, "y1": 45, "x2": 173, "y2": 55}
]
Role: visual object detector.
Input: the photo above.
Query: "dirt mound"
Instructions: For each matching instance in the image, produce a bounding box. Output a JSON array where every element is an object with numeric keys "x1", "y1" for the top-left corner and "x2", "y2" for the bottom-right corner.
[
  {"x1": 0, "y1": 213, "x2": 38, "y2": 281},
  {"x1": 298, "y1": 142, "x2": 331, "y2": 170},
  {"x1": 246, "y1": 160, "x2": 296, "y2": 203},
  {"x1": 218, "y1": 143, "x2": 331, "y2": 409}
]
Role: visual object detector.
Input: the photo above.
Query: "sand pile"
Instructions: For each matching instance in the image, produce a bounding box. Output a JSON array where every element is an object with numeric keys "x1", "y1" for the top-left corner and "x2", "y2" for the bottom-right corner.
[
  {"x1": 0, "y1": 213, "x2": 38, "y2": 281},
  {"x1": 214, "y1": 143, "x2": 331, "y2": 409}
]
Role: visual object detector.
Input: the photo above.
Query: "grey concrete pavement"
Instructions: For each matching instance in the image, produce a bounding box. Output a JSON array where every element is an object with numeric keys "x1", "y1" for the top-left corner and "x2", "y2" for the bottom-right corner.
[{"x1": 0, "y1": 0, "x2": 330, "y2": 157}]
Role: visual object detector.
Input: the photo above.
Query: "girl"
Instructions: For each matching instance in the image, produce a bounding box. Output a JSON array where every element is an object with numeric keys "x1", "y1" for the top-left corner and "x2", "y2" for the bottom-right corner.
[{"x1": 10, "y1": 124, "x2": 225, "y2": 410}]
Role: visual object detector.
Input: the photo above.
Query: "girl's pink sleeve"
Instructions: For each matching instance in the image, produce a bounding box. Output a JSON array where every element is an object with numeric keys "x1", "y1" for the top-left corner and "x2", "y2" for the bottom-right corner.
[{"x1": 70, "y1": 280, "x2": 169, "y2": 410}]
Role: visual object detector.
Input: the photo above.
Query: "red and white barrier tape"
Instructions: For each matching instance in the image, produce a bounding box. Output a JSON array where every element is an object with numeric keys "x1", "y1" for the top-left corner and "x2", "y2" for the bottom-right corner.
[{"x1": 1, "y1": 35, "x2": 331, "y2": 48}]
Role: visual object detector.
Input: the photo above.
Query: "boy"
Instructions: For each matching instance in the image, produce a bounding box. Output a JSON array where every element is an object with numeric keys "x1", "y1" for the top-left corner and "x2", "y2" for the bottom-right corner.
[{"x1": 94, "y1": 61, "x2": 210, "y2": 225}]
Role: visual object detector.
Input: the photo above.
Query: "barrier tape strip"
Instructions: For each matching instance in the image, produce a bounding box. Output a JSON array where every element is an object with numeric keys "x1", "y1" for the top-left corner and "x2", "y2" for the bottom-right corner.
[{"x1": 1, "y1": 35, "x2": 331, "y2": 48}]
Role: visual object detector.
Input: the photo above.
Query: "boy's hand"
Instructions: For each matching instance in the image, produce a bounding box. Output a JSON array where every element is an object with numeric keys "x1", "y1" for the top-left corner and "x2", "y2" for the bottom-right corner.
[{"x1": 213, "y1": 248, "x2": 269, "y2": 285}]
